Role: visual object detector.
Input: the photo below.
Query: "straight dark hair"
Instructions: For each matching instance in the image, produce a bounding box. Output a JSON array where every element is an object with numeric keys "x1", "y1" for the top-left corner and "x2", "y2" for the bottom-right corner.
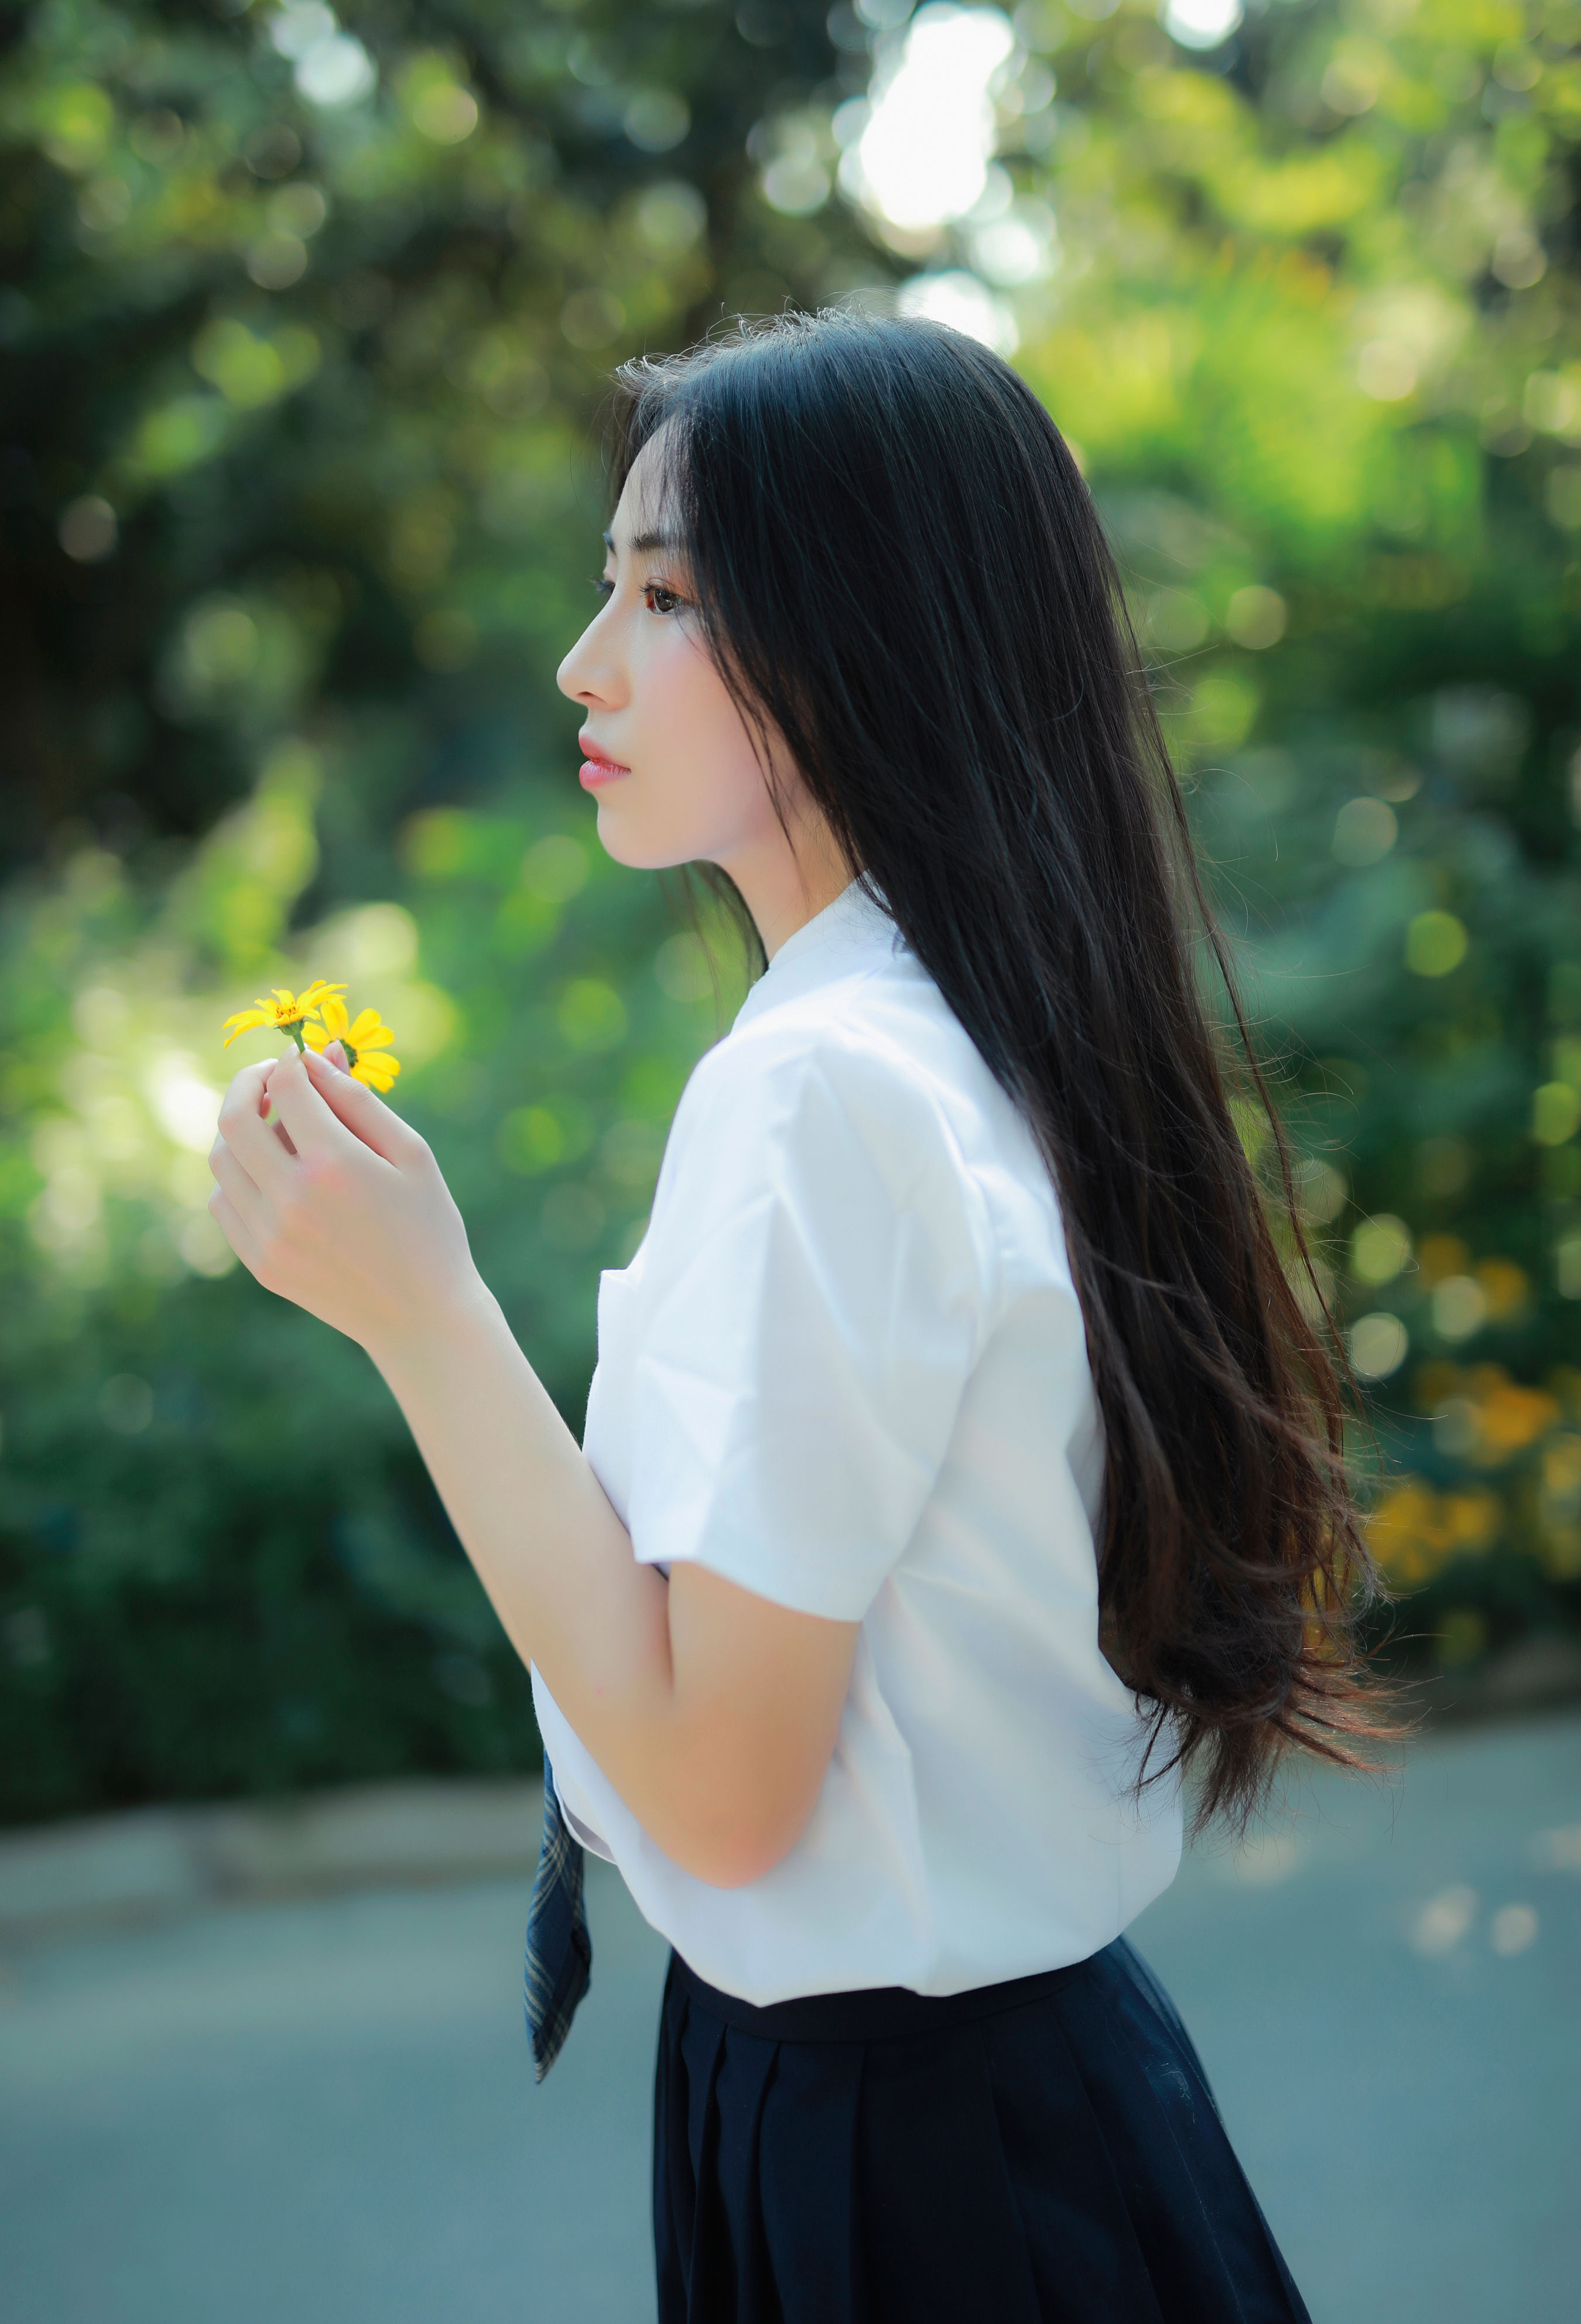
[{"x1": 609, "y1": 309, "x2": 1387, "y2": 1834}]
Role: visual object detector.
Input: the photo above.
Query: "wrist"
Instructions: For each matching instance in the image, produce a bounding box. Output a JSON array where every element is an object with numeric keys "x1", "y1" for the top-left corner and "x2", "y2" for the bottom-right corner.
[{"x1": 364, "y1": 1269, "x2": 504, "y2": 1382}]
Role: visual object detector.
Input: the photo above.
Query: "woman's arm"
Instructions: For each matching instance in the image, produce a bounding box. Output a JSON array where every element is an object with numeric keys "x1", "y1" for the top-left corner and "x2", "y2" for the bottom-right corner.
[{"x1": 208, "y1": 1043, "x2": 857, "y2": 1888}]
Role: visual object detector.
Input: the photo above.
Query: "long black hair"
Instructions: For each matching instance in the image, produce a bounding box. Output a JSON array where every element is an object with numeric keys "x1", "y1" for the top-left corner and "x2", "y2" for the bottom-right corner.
[{"x1": 609, "y1": 309, "x2": 1387, "y2": 1833}]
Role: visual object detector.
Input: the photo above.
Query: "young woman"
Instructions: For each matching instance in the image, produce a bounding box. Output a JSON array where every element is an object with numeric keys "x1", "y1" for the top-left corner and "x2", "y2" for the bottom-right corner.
[{"x1": 209, "y1": 310, "x2": 1384, "y2": 2322}]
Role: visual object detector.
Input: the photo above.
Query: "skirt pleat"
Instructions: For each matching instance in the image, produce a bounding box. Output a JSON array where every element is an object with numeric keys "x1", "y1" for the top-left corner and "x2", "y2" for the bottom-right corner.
[
  {"x1": 653, "y1": 1938, "x2": 1311, "y2": 2324},
  {"x1": 977, "y1": 1999, "x2": 1169, "y2": 2323},
  {"x1": 757, "y1": 2037, "x2": 864, "y2": 2323},
  {"x1": 854, "y1": 2015, "x2": 1048, "y2": 2323}
]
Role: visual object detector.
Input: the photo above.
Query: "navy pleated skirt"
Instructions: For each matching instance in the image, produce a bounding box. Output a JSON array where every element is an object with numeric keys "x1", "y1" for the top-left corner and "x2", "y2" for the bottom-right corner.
[{"x1": 653, "y1": 1937, "x2": 1310, "y2": 2324}]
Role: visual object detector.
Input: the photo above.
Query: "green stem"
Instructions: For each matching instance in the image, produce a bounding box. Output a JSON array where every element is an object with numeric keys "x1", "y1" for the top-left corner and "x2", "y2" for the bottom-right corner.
[
  {"x1": 285, "y1": 1021, "x2": 306, "y2": 1052},
  {"x1": 343, "y1": 1041, "x2": 360, "y2": 1070}
]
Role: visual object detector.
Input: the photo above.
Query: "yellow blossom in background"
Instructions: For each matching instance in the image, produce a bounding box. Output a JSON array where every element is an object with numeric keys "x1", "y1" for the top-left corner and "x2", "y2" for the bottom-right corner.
[
  {"x1": 1367, "y1": 1479, "x2": 1503, "y2": 1587},
  {"x1": 306, "y1": 996, "x2": 402, "y2": 1093},
  {"x1": 1415, "y1": 1362, "x2": 1562, "y2": 1467},
  {"x1": 1539, "y1": 1435, "x2": 1581, "y2": 1581},
  {"x1": 1466, "y1": 1374, "x2": 1559, "y2": 1464},
  {"x1": 221, "y1": 980, "x2": 345, "y2": 1051}
]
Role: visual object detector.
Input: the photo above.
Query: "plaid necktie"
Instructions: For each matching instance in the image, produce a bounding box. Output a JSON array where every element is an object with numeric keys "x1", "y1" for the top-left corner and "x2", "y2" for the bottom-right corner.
[{"x1": 523, "y1": 1753, "x2": 593, "y2": 2080}]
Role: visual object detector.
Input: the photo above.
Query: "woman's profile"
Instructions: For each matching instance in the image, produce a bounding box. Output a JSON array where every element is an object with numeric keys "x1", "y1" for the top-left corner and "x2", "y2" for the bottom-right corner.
[{"x1": 210, "y1": 309, "x2": 1386, "y2": 2322}]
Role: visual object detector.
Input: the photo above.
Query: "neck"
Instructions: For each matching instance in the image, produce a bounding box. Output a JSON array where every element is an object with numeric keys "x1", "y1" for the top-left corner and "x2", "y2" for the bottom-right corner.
[{"x1": 720, "y1": 822, "x2": 855, "y2": 963}]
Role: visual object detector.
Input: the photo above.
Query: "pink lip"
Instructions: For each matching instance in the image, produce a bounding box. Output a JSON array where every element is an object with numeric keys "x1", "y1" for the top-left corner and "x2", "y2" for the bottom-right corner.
[{"x1": 579, "y1": 737, "x2": 630, "y2": 789}]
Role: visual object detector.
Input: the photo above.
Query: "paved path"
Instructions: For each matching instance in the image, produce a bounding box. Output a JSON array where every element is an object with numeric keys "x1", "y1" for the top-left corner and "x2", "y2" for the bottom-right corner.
[{"x1": 3, "y1": 1714, "x2": 1577, "y2": 2323}]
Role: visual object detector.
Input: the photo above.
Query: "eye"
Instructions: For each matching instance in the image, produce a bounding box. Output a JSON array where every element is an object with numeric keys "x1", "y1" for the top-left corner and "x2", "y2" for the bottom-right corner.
[
  {"x1": 644, "y1": 583, "x2": 685, "y2": 616},
  {"x1": 592, "y1": 575, "x2": 614, "y2": 600}
]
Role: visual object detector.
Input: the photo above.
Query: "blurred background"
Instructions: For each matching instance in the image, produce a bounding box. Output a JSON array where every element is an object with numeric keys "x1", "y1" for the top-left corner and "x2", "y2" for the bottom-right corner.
[{"x1": 2, "y1": 0, "x2": 1579, "y2": 2318}]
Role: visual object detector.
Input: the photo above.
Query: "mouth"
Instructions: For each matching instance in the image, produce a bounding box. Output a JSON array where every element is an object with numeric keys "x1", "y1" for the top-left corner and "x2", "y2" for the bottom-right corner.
[{"x1": 579, "y1": 734, "x2": 630, "y2": 789}]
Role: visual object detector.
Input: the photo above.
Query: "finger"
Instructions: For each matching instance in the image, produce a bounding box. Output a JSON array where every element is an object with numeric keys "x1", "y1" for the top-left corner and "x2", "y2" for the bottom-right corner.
[
  {"x1": 224, "y1": 1060, "x2": 275, "y2": 1118},
  {"x1": 285, "y1": 1041, "x2": 418, "y2": 1166},
  {"x1": 321, "y1": 1039, "x2": 349, "y2": 1071},
  {"x1": 208, "y1": 1183, "x2": 264, "y2": 1276},
  {"x1": 208, "y1": 1136, "x2": 268, "y2": 1231},
  {"x1": 219, "y1": 1063, "x2": 296, "y2": 1190},
  {"x1": 259, "y1": 1046, "x2": 378, "y2": 1166},
  {"x1": 253, "y1": 1057, "x2": 302, "y2": 1152}
]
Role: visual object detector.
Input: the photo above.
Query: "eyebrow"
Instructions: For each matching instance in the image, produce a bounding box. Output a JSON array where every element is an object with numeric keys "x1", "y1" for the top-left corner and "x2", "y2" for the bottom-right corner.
[{"x1": 603, "y1": 527, "x2": 678, "y2": 557}]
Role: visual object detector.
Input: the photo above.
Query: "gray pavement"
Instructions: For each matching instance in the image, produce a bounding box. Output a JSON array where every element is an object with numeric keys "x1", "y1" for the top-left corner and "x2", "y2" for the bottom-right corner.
[{"x1": 2, "y1": 1713, "x2": 1577, "y2": 2323}]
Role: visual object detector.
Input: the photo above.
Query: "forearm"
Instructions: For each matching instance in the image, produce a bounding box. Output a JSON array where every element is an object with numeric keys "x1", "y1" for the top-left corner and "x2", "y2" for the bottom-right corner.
[
  {"x1": 369, "y1": 1286, "x2": 679, "y2": 1782},
  {"x1": 370, "y1": 1287, "x2": 851, "y2": 1885}
]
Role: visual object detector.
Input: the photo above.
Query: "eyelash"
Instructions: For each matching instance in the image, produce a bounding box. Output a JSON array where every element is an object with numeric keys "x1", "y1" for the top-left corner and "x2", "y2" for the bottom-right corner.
[{"x1": 593, "y1": 576, "x2": 687, "y2": 616}]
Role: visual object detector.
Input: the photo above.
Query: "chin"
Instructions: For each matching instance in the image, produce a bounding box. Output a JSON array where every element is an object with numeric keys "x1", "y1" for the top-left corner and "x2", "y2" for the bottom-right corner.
[
  {"x1": 591, "y1": 800, "x2": 645, "y2": 868},
  {"x1": 593, "y1": 800, "x2": 707, "y2": 873}
]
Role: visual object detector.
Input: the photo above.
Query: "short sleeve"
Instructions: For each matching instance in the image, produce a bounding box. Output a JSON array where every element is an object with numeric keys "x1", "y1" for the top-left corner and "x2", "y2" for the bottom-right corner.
[{"x1": 621, "y1": 1023, "x2": 994, "y2": 1621}]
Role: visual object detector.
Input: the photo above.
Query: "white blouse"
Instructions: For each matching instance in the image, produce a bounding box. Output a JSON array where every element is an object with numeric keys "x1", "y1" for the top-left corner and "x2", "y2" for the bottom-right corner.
[{"x1": 531, "y1": 879, "x2": 1181, "y2": 2005}]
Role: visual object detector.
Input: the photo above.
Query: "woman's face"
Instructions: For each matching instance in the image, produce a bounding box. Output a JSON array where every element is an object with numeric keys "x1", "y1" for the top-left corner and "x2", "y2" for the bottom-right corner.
[{"x1": 556, "y1": 432, "x2": 805, "y2": 882}]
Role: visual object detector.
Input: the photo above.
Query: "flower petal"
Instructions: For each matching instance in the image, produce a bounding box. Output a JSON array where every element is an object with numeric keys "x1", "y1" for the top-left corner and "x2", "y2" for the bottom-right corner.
[{"x1": 221, "y1": 1006, "x2": 272, "y2": 1045}]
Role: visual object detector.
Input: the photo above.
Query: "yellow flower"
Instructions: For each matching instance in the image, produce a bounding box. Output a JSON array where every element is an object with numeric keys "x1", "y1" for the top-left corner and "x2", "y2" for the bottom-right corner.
[
  {"x1": 221, "y1": 980, "x2": 345, "y2": 1050},
  {"x1": 305, "y1": 996, "x2": 402, "y2": 1093},
  {"x1": 350, "y1": 1050, "x2": 401, "y2": 1093}
]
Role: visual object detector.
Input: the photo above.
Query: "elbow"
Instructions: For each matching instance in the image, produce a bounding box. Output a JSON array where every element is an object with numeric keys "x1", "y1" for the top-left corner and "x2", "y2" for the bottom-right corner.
[
  {"x1": 694, "y1": 1836, "x2": 792, "y2": 1892},
  {"x1": 667, "y1": 1795, "x2": 817, "y2": 1891},
  {"x1": 686, "y1": 1844, "x2": 789, "y2": 1892}
]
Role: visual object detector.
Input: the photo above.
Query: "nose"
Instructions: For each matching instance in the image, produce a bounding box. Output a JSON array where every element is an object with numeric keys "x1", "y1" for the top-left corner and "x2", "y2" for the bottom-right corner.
[{"x1": 556, "y1": 600, "x2": 624, "y2": 710}]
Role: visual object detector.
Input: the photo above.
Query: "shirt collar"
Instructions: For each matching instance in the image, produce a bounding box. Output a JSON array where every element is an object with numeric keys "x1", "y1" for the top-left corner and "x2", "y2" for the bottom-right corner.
[{"x1": 734, "y1": 877, "x2": 899, "y2": 1032}]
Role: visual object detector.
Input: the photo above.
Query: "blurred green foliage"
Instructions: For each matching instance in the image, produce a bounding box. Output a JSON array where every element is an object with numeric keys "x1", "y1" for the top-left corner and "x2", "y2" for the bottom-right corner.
[{"x1": 2, "y1": 0, "x2": 1579, "y2": 1822}]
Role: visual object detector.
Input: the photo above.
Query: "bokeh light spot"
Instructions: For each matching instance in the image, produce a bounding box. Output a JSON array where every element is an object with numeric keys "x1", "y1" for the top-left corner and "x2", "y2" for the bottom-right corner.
[
  {"x1": 852, "y1": 5, "x2": 1015, "y2": 233},
  {"x1": 1406, "y1": 911, "x2": 1469, "y2": 978},
  {"x1": 1349, "y1": 1312, "x2": 1408, "y2": 1379}
]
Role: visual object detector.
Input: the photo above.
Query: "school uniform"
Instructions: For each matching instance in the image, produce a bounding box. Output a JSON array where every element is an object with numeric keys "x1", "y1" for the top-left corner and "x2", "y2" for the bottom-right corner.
[{"x1": 528, "y1": 879, "x2": 1310, "y2": 2323}]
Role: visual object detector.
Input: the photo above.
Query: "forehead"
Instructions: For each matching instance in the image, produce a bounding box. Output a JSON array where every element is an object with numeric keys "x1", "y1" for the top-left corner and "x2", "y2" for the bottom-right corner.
[{"x1": 610, "y1": 426, "x2": 677, "y2": 544}]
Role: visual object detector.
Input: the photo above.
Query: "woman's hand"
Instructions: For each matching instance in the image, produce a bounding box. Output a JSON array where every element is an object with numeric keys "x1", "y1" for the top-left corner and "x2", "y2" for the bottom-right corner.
[{"x1": 208, "y1": 1042, "x2": 485, "y2": 1357}]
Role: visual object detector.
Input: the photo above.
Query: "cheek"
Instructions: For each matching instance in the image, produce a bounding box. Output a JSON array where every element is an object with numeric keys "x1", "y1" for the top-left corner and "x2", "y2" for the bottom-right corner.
[{"x1": 616, "y1": 629, "x2": 775, "y2": 861}]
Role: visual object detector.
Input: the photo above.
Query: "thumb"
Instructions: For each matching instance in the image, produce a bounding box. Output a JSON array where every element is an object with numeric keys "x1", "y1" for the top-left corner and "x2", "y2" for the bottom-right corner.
[{"x1": 295, "y1": 1041, "x2": 415, "y2": 1165}]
